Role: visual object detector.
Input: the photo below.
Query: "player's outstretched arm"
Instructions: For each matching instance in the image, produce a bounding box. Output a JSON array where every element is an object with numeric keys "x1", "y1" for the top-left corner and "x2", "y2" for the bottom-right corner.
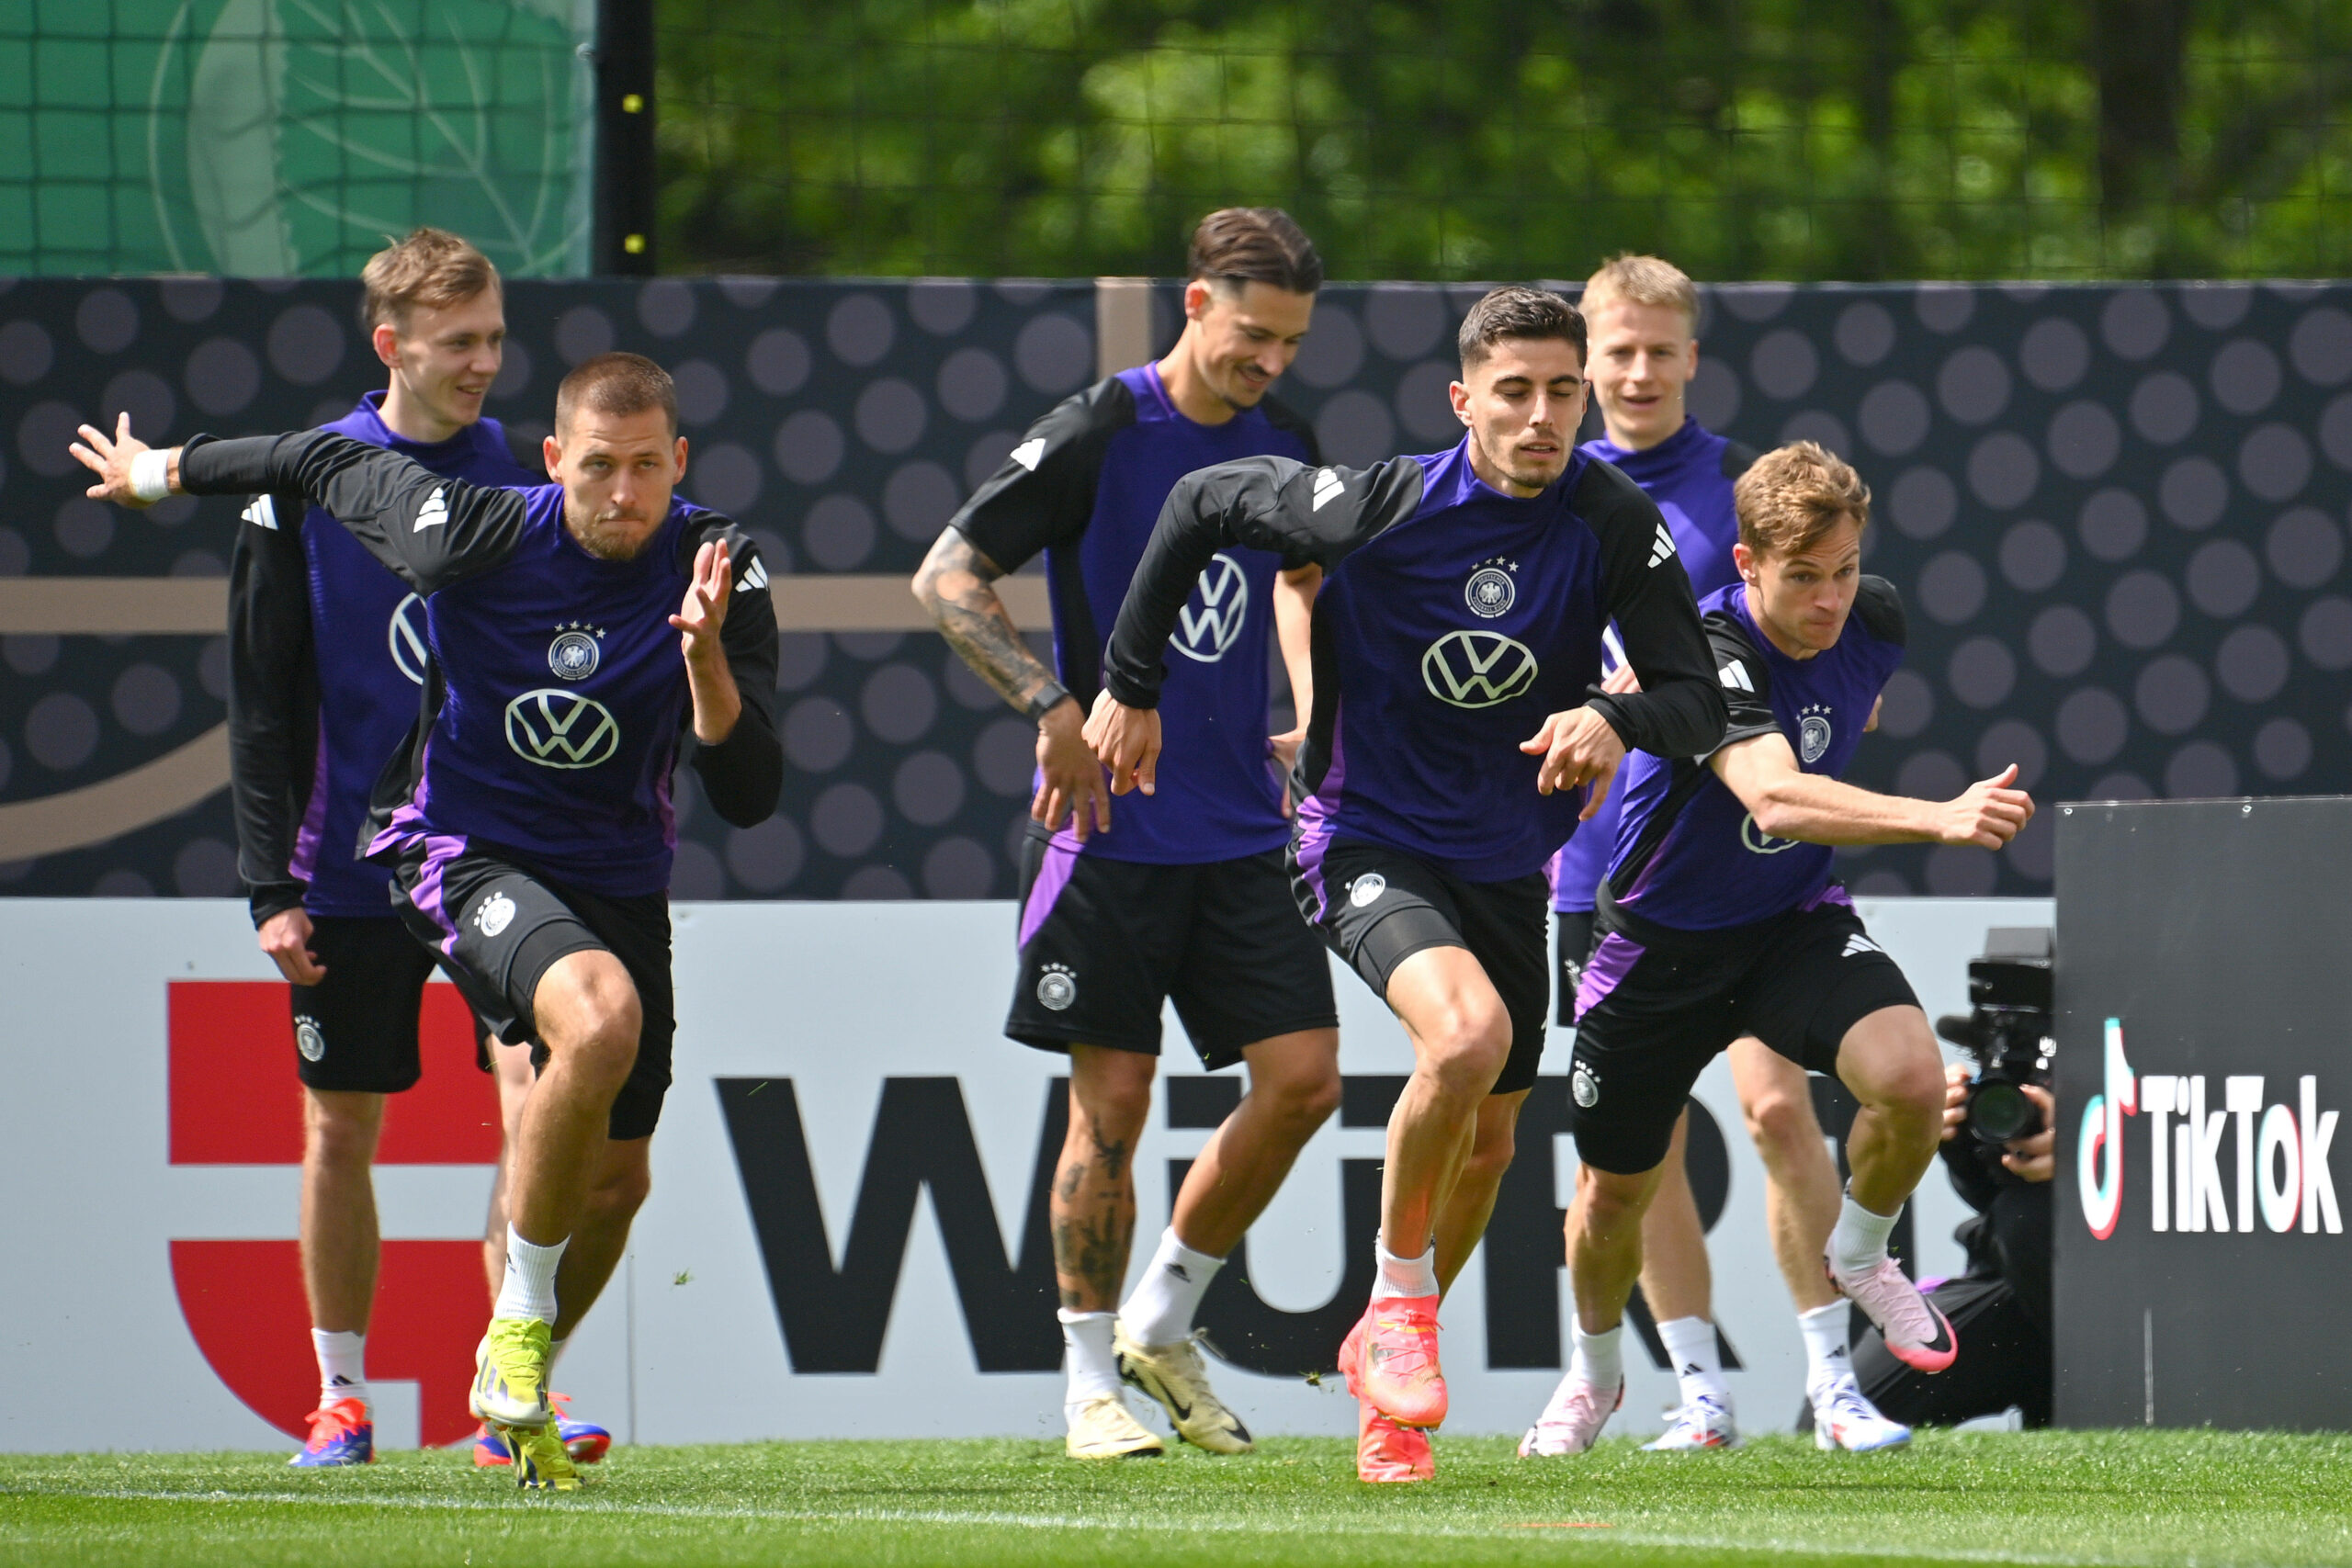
[
  {"x1": 74, "y1": 415, "x2": 529, "y2": 593},
  {"x1": 1091, "y1": 455, "x2": 1421, "y2": 798},
  {"x1": 227, "y1": 493, "x2": 320, "y2": 935},
  {"x1": 1583, "y1": 479, "x2": 1728, "y2": 762},
  {"x1": 1713, "y1": 733, "x2": 2034, "y2": 848},
  {"x1": 912, "y1": 526, "x2": 1109, "y2": 839}
]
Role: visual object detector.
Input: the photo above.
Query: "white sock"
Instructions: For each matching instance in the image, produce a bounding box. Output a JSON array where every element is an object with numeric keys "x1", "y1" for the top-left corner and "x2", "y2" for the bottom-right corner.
[
  {"x1": 1059, "y1": 1309, "x2": 1122, "y2": 1416},
  {"x1": 1828, "y1": 1190, "x2": 1899, "y2": 1278},
  {"x1": 1798, "y1": 1302, "x2": 1853, "y2": 1393},
  {"x1": 1119, "y1": 1228, "x2": 1224, "y2": 1347},
  {"x1": 312, "y1": 1328, "x2": 368, "y2": 1408},
  {"x1": 1373, "y1": 1235, "x2": 1438, "y2": 1300},
  {"x1": 494, "y1": 1224, "x2": 567, "y2": 1324},
  {"x1": 1657, "y1": 1315, "x2": 1725, "y2": 1405},
  {"x1": 1567, "y1": 1319, "x2": 1623, "y2": 1393}
]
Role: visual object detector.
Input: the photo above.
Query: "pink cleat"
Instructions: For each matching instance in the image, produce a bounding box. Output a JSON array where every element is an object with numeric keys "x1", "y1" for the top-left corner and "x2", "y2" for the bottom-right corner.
[
  {"x1": 1826, "y1": 1251, "x2": 1957, "y2": 1373},
  {"x1": 1351, "y1": 1295, "x2": 1447, "y2": 1429},
  {"x1": 1518, "y1": 1375, "x2": 1623, "y2": 1457}
]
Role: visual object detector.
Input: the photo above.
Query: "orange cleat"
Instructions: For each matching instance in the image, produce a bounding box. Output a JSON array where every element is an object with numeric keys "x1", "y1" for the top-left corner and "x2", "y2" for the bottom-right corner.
[{"x1": 1355, "y1": 1293, "x2": 1447, "y2": 1429}]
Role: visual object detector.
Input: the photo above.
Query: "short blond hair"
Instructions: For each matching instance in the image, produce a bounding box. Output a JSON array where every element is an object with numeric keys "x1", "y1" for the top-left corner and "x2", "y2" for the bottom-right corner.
[
  {"x1": 1735, "y1": 442, "x2": 1871, "y2": 558},
  {"x1": 360, "y1": 227, "x2": 500, "y2": 333},
  {"x1": 1582, "y1": 254, "x2": 1699, "y2": 331}
]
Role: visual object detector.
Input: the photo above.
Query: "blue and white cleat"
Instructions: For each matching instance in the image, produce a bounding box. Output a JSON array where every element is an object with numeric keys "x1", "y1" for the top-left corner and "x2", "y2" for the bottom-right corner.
[
  {"x1": 288, "y1": 1397, "x2": 374, "y2": 1466},
  {"x1": 1812, "y1": 1377, "x2": 1912, "y2": 1452},
  {"x1": 1642, "y1": 1393, "x2": 1741, "y2": 1450}
]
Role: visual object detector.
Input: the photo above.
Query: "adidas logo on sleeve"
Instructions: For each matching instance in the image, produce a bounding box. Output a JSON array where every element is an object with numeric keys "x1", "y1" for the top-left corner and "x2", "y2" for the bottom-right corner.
[
  {"x1": 1312, "y1": 468, "x2": 1344, "y2": 511},
  {"x1": 240, "y1": 496, "x2": 278, "y2": 531},
  {"x1": 736, "y1": 558, "x2": 769, "y2": 592},
  {"x1": 413, "y1": 487, "x2": 449, "y2": 531},
  {"x1": 1719, "y1": 661, "x2": 1755, "y2": 692},
  {"x1": 1648, "y1": 522, "x2": 1678, "y2": 568}
]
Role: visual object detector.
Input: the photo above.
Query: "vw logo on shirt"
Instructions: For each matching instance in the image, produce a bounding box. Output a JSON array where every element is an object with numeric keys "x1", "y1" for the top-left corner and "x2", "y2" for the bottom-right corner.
[
  {"x1": 1421, "y1": 630, "x2": 1539, "y2": 708},
  {"x1": 1172, "y1": 552, "x2": 1250, "y2": 663},
  {"x1": 388, "y1": 594, "x2": 429, "y2": 686},
  {"x1": 504, "y1": 689, "x2": 621, "y2": 769},
  {"x1": 1739, "y1": 813, "x2": 1804, "y2": 854}
]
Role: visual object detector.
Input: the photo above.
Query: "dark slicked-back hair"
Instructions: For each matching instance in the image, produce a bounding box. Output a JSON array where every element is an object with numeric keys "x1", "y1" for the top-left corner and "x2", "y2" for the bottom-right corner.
[
  {"x1": 1457, "y1": 286, "x2": 1588, "y2": 371},
  {"x1": 1188, "y1": 208, "x2": 1324, "y2": 295},
  {"x1": 556, "y1": 352, "x2": 677, "y2": 436}
]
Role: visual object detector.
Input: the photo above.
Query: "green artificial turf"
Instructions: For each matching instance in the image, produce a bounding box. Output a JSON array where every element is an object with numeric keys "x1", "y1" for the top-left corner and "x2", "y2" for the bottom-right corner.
[{"x1": 3, "y1": 1431, "x2": 2349, "y2": 1568}]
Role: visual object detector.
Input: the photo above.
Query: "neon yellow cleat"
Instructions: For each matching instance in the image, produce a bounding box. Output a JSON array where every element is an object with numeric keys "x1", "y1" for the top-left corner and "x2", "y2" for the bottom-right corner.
[
  {"x1": 470, "y1": 1317, "x2": 553, "y2": 1429},
  {"x1": 500, "y1": 1420, "x2": 579, "y2": 1491}
]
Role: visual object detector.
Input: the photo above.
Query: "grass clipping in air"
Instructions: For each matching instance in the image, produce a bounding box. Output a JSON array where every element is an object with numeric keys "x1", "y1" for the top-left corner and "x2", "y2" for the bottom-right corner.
[{"x1": 4, "y1": 1430, "x2": 2351, "y2": 1567}]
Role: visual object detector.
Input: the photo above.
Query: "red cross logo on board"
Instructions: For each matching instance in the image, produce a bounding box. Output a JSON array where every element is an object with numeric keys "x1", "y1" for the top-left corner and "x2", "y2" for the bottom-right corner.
[{"x1": 167, "y1": 982, "x2": 500, "y2": 1447}]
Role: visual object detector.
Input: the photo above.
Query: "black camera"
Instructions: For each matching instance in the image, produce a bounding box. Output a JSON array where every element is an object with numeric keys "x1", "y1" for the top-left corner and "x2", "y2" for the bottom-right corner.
[{"x1": 1933, "y1": 927, "x2": 2054, "y2": 1146}]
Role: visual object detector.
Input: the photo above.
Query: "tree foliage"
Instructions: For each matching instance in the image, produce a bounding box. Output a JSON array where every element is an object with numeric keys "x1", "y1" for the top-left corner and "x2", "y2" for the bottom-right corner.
[{"x1": 656, "y1": 0, "x2": 2352, "y2": 279}]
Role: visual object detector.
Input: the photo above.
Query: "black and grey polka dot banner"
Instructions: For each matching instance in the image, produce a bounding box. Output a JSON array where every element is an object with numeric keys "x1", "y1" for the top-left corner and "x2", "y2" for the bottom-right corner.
[{"x1": 0, "y1": 276, "x2": 2345, "y2": 900}]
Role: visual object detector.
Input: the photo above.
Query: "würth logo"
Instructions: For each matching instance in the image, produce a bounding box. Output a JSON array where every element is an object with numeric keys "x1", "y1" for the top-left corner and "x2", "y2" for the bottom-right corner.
[
  {"x1": 1172, "y1": 553, "x2": 1250, "y2": 664},
  {"x1": 2078, "y1": 1018, "x2": 2342, "y2": 1240},
  {"x1": 1420, "y1": 630, "x2": 1538, "y2": 709}
]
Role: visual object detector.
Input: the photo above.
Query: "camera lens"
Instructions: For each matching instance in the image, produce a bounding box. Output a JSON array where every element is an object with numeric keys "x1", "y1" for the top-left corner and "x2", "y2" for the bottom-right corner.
[{"x1": 1969, "y1": 1080, "x2": 2035, "y2": 1145}]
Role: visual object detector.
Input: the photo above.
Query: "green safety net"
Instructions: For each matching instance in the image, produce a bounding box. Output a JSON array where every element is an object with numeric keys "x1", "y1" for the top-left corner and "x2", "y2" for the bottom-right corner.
[{"x1": 2, "y1": 0, "x2": 594, "y2": 277}]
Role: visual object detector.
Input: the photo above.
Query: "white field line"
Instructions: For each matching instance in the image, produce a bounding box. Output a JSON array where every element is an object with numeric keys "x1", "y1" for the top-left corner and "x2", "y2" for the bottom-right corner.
[{"x1": 0, "y1": 1483, "x2": 2259, "y2": 1567}]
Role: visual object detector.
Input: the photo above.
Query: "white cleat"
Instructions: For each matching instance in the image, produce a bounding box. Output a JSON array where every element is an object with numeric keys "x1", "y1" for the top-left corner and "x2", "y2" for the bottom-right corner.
[
  {"x1": 1114, "y1": 1323, "x2": 1252, "y2": 1454},
  {"x1": 1064, "y1": 1393, "x2": 1165, "y2": 1460},
  {"x1": 1812, "y1": 1377, "x2": 1913, "y2": 1452},
  {"x1": 1518, "y1": 1376, "x2": 1623, "y2": 1458},
  {"x1": 1642, "y1": 1393, "x2": 1741, "y2": 1450}
]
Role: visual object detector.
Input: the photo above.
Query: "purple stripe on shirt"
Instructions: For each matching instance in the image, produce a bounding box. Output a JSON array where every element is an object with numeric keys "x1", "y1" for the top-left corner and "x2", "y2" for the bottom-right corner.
[
  {"x1": 1803, "y1": 882, "x2": 1854, "y2": 911},
  {"x1": 407, "y1": 833, "x2": 473, "y2": 956},
  {"x1": 1017, "y1": 835, "x2": 1082, "y2": 950},
  {"x1": 288, "y1": 728, "x2": 332, "y2": 883},
  {"x1": 1291, "y1": 714, "x2": 1346, "y2": 919},
  {"x1": 1574, "y1": 931, "x2": 1647, "y2": 1021}
]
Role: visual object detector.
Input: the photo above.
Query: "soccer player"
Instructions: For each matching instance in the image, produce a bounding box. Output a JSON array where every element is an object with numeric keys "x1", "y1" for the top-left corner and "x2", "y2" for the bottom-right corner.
[
  {"x1": 1086, "y1": 286, "x2": 1726, "y2": 1482},
  {"x1": 74, "y1": 351, "x2": 782, "y2": 1491},
  {"x1": 1518, "y1": 442, "x2": 2033, "y2": 1459},
  {"x1": 912, "y1": 209, "x2": 1340, "y2": 1461},
  {"x1": 1551, "y1": 254, "x2": 1888, "y2": 1451},
  {"x1": 226, "y1": 228, "x2": 617, "y2": 1468}
]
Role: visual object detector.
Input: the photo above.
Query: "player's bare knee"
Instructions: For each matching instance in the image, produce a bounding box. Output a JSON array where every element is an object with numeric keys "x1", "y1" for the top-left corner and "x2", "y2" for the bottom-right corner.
[
  {"x1": 302, "y1": 1091, "x2": 384, "y2": 1169},
  {"x1": 1252, "y1": 1055, "x2": 1341, "y2": 1140},
  {"x1": 1421, "y1": 1006, "x2": 1510, "y2": 1100},
  {"x1": 1463, "y1": 1120, "x2": 1517, "y2": 1188},
  {"x1": 587, "y1": 1154, "x2": 652, "y2": 1223},
  {"x1": 1069, "y1": 1048, "x2": 1154, "y2": 1150},
  {"x1": 1576, "y1": 1166, "x2": 1655, "y2": 1239},
  {"x1": 1746, "y1": 1085, "x2": 1816, "y2": 1155}
]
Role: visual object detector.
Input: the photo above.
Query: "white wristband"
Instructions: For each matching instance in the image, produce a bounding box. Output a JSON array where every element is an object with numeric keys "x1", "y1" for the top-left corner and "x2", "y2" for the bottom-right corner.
[{"x1": 130, "y1": 448, "x2": 172, "y2": 503}]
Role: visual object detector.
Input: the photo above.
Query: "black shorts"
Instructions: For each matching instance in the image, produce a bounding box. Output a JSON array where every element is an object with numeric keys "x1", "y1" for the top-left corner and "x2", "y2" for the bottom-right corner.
[
  {"x1": 1007, "y1": 836, "x2": 1337, "y2": 1070},
  {"x1": 1566, "y1": 889, "x2": 1919, "y2": 1175},
  {"x1": 1291, "y1": 836, "x2": 1549, "y2": 1097},
  {"x1": 288, "y1": 916, "x2": 493, "y2": 1093},
  {"x1": 1555, "y1": 908, "x2": 1597, "y2": 1029},
  {"x1": 389, "y1": 840, "x2": 675, "y2": 1142}
]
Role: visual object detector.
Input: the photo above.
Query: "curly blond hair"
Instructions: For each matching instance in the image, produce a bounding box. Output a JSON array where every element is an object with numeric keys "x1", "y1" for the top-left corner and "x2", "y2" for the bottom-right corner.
[{"x1": 1735, "y1": 441, "x2": 1871, "y2": 558}]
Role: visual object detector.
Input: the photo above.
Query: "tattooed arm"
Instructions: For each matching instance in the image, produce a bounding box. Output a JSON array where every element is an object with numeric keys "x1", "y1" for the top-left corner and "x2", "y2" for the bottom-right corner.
[{"x1": 912, "y1": 525, "x2": 1111, "y2": 840}]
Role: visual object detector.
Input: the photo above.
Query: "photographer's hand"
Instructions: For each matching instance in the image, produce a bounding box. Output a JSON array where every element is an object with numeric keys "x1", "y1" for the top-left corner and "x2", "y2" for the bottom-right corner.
[
  {"x1": 1939, "y1": 1062, "x2": 1969, "y2": 1144},
  {"x1": 2001, "y1": 1084, "x2": 2056, "y2": 1182}
]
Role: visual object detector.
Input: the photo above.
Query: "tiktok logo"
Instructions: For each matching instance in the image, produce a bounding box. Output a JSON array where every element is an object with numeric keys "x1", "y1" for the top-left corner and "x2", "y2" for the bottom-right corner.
[{"x1": 2077, "y1": 1017, "x2": 2342, "y2": 1240}]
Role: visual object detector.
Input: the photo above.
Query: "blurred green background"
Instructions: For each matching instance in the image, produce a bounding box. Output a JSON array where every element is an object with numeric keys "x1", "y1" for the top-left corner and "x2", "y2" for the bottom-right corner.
[
  {"x1": 7, "y1": 0, "x2": 2351, "y2": 280},
  {"x1": 657, "y1": 0, "x2": 2352, "y2": 280}
]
